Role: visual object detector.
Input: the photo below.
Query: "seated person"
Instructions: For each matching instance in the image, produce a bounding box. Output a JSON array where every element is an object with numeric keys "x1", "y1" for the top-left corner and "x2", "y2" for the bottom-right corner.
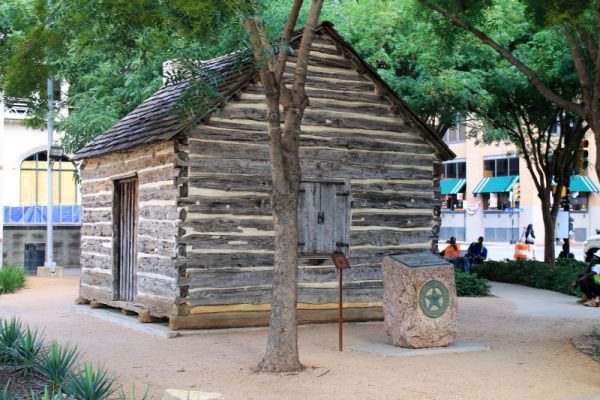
[
  {"x1": 571, "y1": 249, "x2": 600, "y2": 306},
  {"x1": 558, "y1": 241, "x2": 574, "y2": 259},
  {"x1": 454, "y1": 236, "x2": 487, "y2": 273},
  {"x1": 439, "y1": 236, "x2": 461, "y2": 262}
]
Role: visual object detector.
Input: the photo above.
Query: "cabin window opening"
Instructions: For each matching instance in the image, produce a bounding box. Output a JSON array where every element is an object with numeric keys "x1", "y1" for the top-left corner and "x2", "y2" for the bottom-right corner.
[{"x1": 298, "y1": 180, "x2": 350, "y2": 257}]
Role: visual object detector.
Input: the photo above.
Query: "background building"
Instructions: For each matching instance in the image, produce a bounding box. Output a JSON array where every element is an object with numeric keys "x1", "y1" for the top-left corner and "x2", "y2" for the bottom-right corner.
[
  {"x1": 0, "y1": 95, "x2": 81, "y2": 270},
  {"x1": 440, "y1": 122, "x2": 600, "y2": 244}
]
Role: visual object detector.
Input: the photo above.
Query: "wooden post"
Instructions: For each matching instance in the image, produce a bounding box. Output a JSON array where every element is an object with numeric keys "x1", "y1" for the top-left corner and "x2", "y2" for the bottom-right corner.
[
  {"x1": 331, "y1": 252, "x2": 351, "y2": 352},
  {"x1": 338, "y1": 267, "x2": 343, "y2": 351}
]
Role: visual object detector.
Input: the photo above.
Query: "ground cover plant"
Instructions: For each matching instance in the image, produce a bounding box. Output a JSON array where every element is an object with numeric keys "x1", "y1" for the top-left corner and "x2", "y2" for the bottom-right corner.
[
  {"x1": 0, "y1": 267, "x2": 26, "y2": 294},
  {"x1": 472, "y1": 258, "x2": 587, "y2": 296},
  {"x1": 455, "y1": 272, "x2": 490, "y2": 297},
  {"x1": 572, "y1": 325, "x2": 600, "y2": 363},
  {"x1": 0, "y1": 317, "x2": 149, "y2": 399}
]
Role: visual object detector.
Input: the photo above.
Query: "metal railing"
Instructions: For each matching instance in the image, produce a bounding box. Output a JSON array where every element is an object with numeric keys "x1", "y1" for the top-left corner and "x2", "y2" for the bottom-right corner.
[{"x1": 3, "y1": 205, "x2": 81, "y2": 224}]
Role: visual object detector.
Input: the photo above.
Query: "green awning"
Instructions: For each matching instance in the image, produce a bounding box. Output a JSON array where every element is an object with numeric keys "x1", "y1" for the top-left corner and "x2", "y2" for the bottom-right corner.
[
  {"x1": 570, "y1": 175, "x2": 600, "y2": 193},
  {"x1": 473, "y1": 176, "x2": 519, "y2": 194},
  {"x1": 440, "y1": 178, "x2": 466, "y2": 195}
]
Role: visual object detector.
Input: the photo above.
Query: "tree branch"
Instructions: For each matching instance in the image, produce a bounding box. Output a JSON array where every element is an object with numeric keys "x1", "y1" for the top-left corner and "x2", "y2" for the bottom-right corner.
[
  {"x1": 565, "y1": 29, "x2": 593, "y2": 105},
  {"x1": 274, "y1": 0, "x2": 304, "y2": 85},
  {"x1": 419, "y1": 0, "x2": 585, "y2": 117}
]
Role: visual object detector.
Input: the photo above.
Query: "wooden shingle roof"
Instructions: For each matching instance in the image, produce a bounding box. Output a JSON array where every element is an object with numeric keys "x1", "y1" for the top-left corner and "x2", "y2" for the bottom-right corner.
[
  {"x1": 72, "y1": 51, "x2": 255, "y2": 160},
  {"x1": 73, "y1": 22, "x2": 454, "y2": 161}
]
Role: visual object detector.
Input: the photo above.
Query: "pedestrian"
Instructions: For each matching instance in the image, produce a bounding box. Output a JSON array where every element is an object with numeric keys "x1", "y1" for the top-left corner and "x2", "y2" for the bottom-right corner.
[
  {"x1": 521, "y1": 224, "x2": 536, "y2": 260},
  {"x1": 439, "y1": 236, "x2": 461, "y2": 262},
  {"x1": 454, "y1": 236, "x2": 488, "y2": 273}
]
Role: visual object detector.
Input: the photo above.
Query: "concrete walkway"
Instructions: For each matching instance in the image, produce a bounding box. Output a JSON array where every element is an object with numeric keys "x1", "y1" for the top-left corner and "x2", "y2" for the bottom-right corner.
[{"x1": 491, "y1": 282, "x2": 600, "y2": 319}]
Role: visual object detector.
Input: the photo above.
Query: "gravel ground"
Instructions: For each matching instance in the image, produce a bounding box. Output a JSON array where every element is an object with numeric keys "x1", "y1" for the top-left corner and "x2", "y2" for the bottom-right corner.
[{"x1": 1, "y1": 275, "x2": 599, "y2": 400}]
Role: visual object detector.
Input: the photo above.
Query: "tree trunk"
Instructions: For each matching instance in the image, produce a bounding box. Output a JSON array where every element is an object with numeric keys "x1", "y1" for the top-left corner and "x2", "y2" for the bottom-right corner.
[
  {"x1": 258, "y1": 198, "x2": 302, "y2": 372},
  {"x1": 540, "y1": 199, "x2": 556, "y2": 265},
  {"x1": 592, "y1": 121, "x2": 600, "y2": 183},
  {"x1": 246, "y1": 0, "x2": 324, "y2": 373}
]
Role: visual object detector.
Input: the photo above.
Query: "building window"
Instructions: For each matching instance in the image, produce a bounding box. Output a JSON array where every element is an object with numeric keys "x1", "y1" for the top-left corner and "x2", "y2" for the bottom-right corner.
[
  {"x1": 441, "y1": 160, "x2": 467, "y2": 211},
  {"x1": 482, "y1": 192, "x2": 513, "y2": 211},
  {"x1": 20, "y1": 151, "x2": 77, "y2": 205},
  {"x1": 298, "y1": 181, "x2": 350, "y2": 256},
  {"x1": 483, "y1": 156, "x2": 519, "y2": 177},
  {"x1": 443, "y1": 117, "x2": 467, "y2": 144},
  {"x1": 443, "y1": 161, "x2": 466, "y2": 179},
  {"x1": 571, "y1": 192, "x2": 589, "y2": 212}
]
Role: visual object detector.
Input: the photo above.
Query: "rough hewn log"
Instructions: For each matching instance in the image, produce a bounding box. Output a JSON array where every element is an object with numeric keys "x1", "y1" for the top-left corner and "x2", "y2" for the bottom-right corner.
[
  {"x1": 351, "y1": 192, "x2": 436, "y2": 209},
  {"x1": 185, "y1": 283, "x2": 382, "y2": 306},
  {"x1": 179, "y1": 252, "x2": 275, "y2": 269},
  {"x1": 169, "y1": 306, "x2": 383, "y2": 330},
  {"x1": 182, "y1": 216, "x2": 273, "y2": 232},
  {"x1": 81, "y1": 223, "x2": 112, "y2": 238},
  {"x1": 137, "y1": 275, "x2": 178, "y2": 299},
  {"x1": 189, "y1": 140, "x2": 433, "y2": 167},
  {"x1": 180, "y1": 198, "x2": 271, "y2": 215},
  {"x1": 189, "y1": 157, "x2": 433, "y2": 180},
  {"x1": 138, "y1": 236, "x2": 177, "y2": 258},
  {"x1": 181, "y1": 235, "x2": 273, "y2": 250},
  {"x1": 137, "y1": 256, "x2": 178, "y2": 277},
  {"x1": 139, "y1": 206, "x2": 179, "y2": 220}
]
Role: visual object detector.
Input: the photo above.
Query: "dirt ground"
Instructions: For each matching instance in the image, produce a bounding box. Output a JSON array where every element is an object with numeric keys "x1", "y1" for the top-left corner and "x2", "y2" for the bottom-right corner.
[{"x1": 1, "y1": 275, "x2": 600, "y2": 400}]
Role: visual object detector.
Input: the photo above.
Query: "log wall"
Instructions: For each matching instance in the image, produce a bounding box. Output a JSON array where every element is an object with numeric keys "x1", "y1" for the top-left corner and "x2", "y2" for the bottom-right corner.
[
  {"x1": 173, "y1": 31, "x2": 441, "y2": 328},
  {"x1": 79, "y1": 140, "x2": 181, "y2": 317}
]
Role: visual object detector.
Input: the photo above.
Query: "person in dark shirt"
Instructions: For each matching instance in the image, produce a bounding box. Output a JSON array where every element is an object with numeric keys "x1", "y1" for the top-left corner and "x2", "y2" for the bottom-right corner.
[
  {"x1": 453, "y1": 236, "x2": 487, "y2": 273},
  {"x1": 571, "y1": 249, "x2": 600, "y2": 306}
]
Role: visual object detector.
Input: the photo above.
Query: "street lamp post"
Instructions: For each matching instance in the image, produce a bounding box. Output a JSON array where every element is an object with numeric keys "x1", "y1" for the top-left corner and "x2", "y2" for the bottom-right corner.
[{"x1": 45, "y1": 77, "x2": 56, "y2": 271}]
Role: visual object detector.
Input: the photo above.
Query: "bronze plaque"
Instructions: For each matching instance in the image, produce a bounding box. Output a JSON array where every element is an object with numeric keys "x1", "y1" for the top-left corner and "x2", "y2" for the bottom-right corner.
[{"x1": 390, "y1": 252, "x2": 450, "y2": 268}]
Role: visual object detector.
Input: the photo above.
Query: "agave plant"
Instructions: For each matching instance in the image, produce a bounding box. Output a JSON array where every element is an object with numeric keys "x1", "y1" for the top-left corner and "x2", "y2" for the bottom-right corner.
[
  {"x1": 29, "y1": 387, "x2": 65, "y2": 400},
  {"x1": 36, "y1": 342, "x2": 80, "y2": 394},
  {"x1": 0, "y1": 318, "x2": 23, "y2": 362},
  {"x1": 0, "y1": 382, "x2": 19, "y2": 400},
  {"x1": 117, "y1": 385, "x2": 152, "y2": 400},
  {"x1": 64, "y1": 363, "x2": 116, "y2": 400},
  {"x1": 13, "y1": 326, "x2": 45, "y2": 374}
]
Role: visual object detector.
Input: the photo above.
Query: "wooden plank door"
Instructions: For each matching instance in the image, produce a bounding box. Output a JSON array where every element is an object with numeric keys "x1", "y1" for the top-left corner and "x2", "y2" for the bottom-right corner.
[{"x1": 114, "y1": 177, "x2": 138, "y2": 302}]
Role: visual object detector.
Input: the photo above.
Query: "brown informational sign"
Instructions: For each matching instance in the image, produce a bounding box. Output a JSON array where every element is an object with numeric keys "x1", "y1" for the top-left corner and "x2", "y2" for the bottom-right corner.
[{"x1": 331, "y1": 252, "x2": 351, "y2": 269}]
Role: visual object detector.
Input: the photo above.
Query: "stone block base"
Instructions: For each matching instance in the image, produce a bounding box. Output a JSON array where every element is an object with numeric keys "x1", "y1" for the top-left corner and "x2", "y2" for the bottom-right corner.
[
  {"x1": 36, "y1": 266, "x2": 64, "y2": 278},
  {"x1": 382, "y1": 255, "x2": 457, "y2": 348}
]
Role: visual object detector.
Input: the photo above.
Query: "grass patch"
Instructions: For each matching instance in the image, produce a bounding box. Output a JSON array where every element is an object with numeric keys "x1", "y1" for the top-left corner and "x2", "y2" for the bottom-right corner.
[
  {"x1": 0, "y1": 267, "x2": 26, "y2": 294},
  {"x1": 471, "y1": 258, "x2": 587, "y2": 296}
]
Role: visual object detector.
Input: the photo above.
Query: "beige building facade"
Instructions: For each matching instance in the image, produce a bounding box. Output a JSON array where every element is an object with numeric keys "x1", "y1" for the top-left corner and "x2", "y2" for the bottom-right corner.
[{"x1": 440, "y1": 127, "x2": 600, "y2": 244}]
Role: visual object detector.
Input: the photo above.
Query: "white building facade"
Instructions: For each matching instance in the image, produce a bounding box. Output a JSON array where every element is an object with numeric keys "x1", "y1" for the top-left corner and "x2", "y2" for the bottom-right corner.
[{"x1": 0, "y1": 96, "x2": 81, "y2": 269}]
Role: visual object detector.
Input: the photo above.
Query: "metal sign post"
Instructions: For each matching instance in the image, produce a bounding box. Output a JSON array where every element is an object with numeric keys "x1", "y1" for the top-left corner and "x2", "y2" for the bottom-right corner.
[{"x1": 331, "y1": 252, "x2": 351, "y2": 351}]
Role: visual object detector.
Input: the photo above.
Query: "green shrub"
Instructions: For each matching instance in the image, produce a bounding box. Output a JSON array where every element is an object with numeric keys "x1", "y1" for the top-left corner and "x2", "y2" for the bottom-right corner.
[
  {"x1": 471, "y1": 258, "x2": 588, "y2": 295},
  {"x1": 455, "y1": 272, "x2": 491, "y2": 296},
  {"x1": 0, "y1": 266, "x2": 26, "y2": 293},
  {"x1": 0, "y1": 318, "x2": 24, "y2": 363}
]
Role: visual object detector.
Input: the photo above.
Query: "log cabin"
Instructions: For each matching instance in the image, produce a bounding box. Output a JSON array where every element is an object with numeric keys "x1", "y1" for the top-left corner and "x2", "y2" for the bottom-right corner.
[{"x1": 72, "y1": 22, "x2": 455, "y2": 329}]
